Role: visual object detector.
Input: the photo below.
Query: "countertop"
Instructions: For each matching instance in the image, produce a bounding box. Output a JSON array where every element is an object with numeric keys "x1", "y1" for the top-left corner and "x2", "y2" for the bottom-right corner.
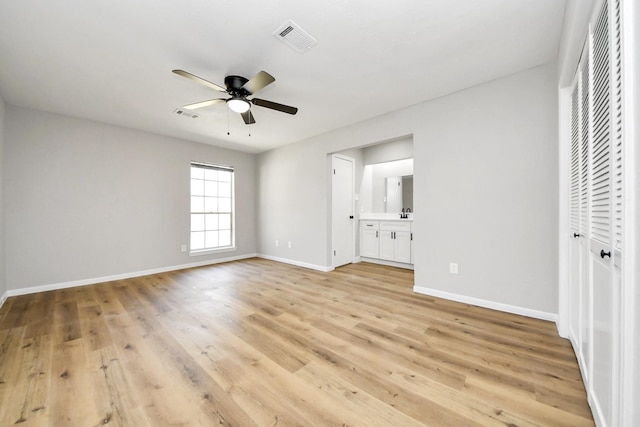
[{"x1": 359, "y1": 213, "x2": 413, "y2": 221}]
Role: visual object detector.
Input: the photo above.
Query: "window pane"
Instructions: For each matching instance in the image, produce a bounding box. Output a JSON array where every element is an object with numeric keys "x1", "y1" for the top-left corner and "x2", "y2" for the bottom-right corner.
[
  {"x1": 191, "y1": 167, "x2": 204, "y2": 179},
  {"x1": 205, "y1": 230, "x2": 218, "y2": 248},
  {"x1": 204, "y1": 168, "x2": 218, "y2": 181},
  {"x1": 204, "y1": 180, "x2": 218, "y2": 196},
  {"x1": 219, "y1": 213, "x2": 231, "y2": 230},
  {"x1": 219, "y1": 230, "x2": 231, "y2": 247},
  {"x1": 191, "y1": 196, "x2": 204, "y2": 213},
  {"x1": 218, "y1": 197, "x2": 231, "y2": 213},
  {"x1": 190, "y1": 163, "x2": 234, "y2": 251},
  {"x1": 191, "y1": 231, "x2": 205, "y2": 250},
  {"x1": 204, "y1": 197, "x2": 217, "y2": 213},
  {"x1": 205, "y1": 213, "x2": 218, "y2": 231},
  {"x1": 191, "y1": 179, "x2": 204, "y2": 196},
  {"x1": 191, "y1": 214, "x2": 205, "y2": 231},
  {"x1": 218, "y1": 182, "x2": 231, "y2": 197},
  {"x1": 218, "y1": 170, "x2": 232, "y2": 182}
]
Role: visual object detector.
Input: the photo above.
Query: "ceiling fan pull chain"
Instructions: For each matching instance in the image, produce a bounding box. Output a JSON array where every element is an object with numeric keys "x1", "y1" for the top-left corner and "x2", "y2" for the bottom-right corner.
[{"x1": 227, "y1": 108, "x2": 230, "y2": 136}]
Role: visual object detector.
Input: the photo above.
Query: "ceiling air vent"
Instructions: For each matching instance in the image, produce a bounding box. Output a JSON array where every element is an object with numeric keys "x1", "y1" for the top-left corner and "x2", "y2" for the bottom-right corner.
[
  {"x1": 273, "y1": 20, "x2": 317, "y2": 53},
  {"x1": 173, "y1": 108, "x2": 199, "y2": 119}
]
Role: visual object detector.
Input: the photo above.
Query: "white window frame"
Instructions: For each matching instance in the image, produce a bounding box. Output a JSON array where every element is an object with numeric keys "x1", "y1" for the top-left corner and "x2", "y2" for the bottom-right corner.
[{"x1": 189, "y1": 161, "x2": 236, "y2": 256}]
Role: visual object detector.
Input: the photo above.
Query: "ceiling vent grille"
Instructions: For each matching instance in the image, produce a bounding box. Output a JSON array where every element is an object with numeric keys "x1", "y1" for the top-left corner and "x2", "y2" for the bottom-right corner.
[
  {"x1": 273, "y1": 20, "x2": 317, "y2": 53},
  {"x1": 173, "y1": 108, "x2": 199, "y2": 119}
]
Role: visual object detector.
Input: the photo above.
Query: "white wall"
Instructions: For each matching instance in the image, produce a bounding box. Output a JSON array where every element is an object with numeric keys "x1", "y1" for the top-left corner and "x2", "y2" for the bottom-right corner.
[
  {"x1": 4, "y1": 107, "x2": 257, "y2": 290},
  {"x1": 257, "y1": 63, "x2": 559, "y2": 315},
  {"x1": 257, "y1": 140, "x2": 329, "y2": 266},
  {"x1": 0, "y1": 95, "x2": 5, "y2": 299},
  {"x1": 362, "y1": 136, "x2": 413, "y2": 165},
  {"x1": 417, "y1": 64, "x2": 558, "y2": 316}
]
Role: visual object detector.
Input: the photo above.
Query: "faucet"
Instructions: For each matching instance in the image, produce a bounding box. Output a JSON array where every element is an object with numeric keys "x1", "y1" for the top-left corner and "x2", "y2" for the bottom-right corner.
[{"x1": 400, "y1": 208, "x2": 407, "y2": 219}]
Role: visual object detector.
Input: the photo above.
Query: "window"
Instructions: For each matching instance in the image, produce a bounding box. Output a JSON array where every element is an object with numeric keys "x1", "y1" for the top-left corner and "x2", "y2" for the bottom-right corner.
[{"x1": 190, "y1": 162, "x2": 235, "y2": 253}]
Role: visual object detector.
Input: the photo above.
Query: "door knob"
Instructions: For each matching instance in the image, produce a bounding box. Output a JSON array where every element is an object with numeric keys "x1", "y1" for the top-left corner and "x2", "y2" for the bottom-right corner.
[
  {"x1": 349, "y1": 215, "x2": 354, "y2": 219},
  {"x1": 573, "y1": 233, "x2": 580, "y2": 238},
  {"x1": 600, "y1": 249, "x2": 611, "y2": 258}
]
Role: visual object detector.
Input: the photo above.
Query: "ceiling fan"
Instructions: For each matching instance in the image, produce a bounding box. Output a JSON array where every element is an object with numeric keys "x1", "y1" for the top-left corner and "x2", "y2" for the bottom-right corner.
[{"x1": 172, "y1": 69, "x2": 298, "y2": 125}]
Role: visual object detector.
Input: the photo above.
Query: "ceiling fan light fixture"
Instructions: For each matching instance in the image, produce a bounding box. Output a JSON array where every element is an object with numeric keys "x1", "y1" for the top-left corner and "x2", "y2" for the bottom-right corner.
[{"x1": 227, "y1": 97, "x2": 250, "y2": 113}]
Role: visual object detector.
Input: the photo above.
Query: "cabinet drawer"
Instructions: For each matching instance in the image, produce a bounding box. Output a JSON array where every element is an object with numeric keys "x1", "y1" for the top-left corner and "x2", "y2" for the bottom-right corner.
[
  {"x1": 360, "y1": 221, "x2": 379, "y2": 230},
  {"x1": 379, "y1": 221, "x2": 411, "y2": 232}
]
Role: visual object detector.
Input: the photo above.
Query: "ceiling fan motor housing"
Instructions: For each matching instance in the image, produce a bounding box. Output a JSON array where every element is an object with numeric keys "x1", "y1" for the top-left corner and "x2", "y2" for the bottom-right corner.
[{"x1": 225, "y1": 75, "x2": 250, "y2": 96}]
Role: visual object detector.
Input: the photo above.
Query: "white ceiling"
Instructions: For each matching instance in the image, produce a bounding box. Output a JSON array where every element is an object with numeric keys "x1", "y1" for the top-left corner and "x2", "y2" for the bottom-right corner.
[{"x1": 0, "y1": 0, "x2": 566, "y2": 153}]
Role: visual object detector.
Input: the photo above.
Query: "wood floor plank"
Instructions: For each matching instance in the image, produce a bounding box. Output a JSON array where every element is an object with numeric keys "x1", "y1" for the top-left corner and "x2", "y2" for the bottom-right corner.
[
  {"x1": 87, "y1": 345, "x2": 151, "y2": 427},
  {"x1": 0, "y1": 259, "x2": 594, "y2": 426}
]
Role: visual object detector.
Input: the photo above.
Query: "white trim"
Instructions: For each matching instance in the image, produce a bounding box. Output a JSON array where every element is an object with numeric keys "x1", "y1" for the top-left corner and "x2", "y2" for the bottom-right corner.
[
  {"x1": 256, "y1": 254, "x2": 334, "y2": 272},
  {"x1": 413, "y1": 285, "x2": 558, "y2": 322},
  {"x1": 620, "y1": 0, "x2": 639, "y2": 424},
  {"x1": 0, "y1": 292, "x2": 8, "y2": 310},
  {"x1": 3, "y1": 253, "x2": 257, "y2": 299}
]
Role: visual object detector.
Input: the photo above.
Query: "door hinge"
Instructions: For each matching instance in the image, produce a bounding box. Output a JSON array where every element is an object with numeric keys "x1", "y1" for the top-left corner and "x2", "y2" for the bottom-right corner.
[
  {"x1": 334, "y1": 250, "x2": 336, "y2": 256},
  {"x1": 333, "y1": 169, "x2": 336, "y2": 174}
]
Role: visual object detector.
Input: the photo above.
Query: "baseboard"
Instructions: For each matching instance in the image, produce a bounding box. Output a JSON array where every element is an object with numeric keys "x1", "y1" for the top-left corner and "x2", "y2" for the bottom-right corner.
[
  {"x1": 4, "y1": 253, "x2": 258, "y2": 299},
  {"x1": 413, "y1": 285, "x2": 557, "y2": 322},
  {"x1": 256, "y1": 254, "x2": 333, "y2": 272}
]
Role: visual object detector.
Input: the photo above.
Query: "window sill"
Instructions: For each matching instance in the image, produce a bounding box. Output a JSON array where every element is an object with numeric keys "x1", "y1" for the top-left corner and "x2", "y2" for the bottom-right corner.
[{"x1": 189, "y1": 246, "x2": 237, "y2": 257}]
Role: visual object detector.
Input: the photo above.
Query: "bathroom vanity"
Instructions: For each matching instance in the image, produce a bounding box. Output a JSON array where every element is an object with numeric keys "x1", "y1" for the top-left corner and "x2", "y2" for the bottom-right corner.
[{"x1": 359, "y1": 214, "x2": 413, "y2": 268}]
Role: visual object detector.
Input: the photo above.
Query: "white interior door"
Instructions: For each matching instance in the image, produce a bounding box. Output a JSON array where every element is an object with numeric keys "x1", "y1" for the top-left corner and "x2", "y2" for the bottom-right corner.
[
  {"x1": 332, "y1": 155, "x2": 354, "y2": 267},
  {"x1": 587, "y1": 3, "x2": 619, "y2": 425},
  {"x1": 564, "y1": 1, "x2": 634, "y2": 425},
  {"x1": 568, "y1": 81, "x2": 582, "y2": 349}
]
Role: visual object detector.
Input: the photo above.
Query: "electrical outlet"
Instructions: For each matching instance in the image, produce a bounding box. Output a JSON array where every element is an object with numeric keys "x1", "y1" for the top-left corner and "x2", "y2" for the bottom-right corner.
[
  {"x1": 288, "y1": 241, "x2": 292, "y2": 248},
  {"x1": 180, "y1": 244, "x2": 187, "y2": 253},
  {"x1": 449, "y1": 263, "x2": 459, "y2": 275},
  {"x1": 276, "y1": 240, "x2": 279, "y2": 247}
]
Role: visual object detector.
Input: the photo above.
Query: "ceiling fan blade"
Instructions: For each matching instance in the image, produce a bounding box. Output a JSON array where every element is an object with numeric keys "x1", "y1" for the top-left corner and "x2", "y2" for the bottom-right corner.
[
  {"x1": 183, "y1": 98, "x2": 227, "y2": 110},
  {"x1": 251, "y1": 98, "x2": 298, "y2": 115},
  {"x1": 172, "y1": 69, "x2": 227, "y2": 92},
  {"x1": 241, "y1": 110, "x2": 256, "y2": 125},
  {"x1": 241, "y1": 71, "x2": 275, "y2": 95}
]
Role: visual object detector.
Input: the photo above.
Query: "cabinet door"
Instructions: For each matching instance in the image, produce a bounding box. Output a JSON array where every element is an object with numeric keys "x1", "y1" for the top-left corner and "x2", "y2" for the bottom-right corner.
[
  {"x1": 379, "y1": 230, "x2": 394, "y2": 261},
  {"x1": 360, "y1": 229, "x2": 379, "y2": 258},
  {"x1": 394, "y1": 231, "x2": 412, "y2": 263}
]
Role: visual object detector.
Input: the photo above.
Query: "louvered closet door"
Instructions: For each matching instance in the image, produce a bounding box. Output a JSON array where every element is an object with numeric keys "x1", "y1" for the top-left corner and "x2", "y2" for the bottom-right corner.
[
  {"x1": 588, "y1": 1, "x2": 619, "y2": 425},
  {"x1": 566, "y1": 0, "x2": 626, "y2": 424},
  {"x1": 568, "y1": 82, "x2": 583, "y2": 354},
  {"x1": 578, "y1": 47, "x2": 591, "y2": 376}
]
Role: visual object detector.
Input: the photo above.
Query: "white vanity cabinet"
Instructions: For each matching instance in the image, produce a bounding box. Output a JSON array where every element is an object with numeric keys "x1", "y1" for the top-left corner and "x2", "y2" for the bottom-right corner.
[
  {"x1": 359, "y1": 219, "x2": 412, "y2": 267},
  {"x1": 360, "y1": 221, "x2": 380, "y2": 258},
  {"x1": 379, "y1": 221, "x2": 412, "y2": 264}
]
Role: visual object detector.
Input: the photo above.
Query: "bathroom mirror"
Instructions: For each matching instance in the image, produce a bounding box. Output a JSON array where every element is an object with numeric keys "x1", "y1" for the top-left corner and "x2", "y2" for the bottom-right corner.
[
  {"x1": 385, "y1": 175, "x2": 413, "y2": 213},
  {"x1": 361, "y1": 158, "x2": 413, "y2": 213}
]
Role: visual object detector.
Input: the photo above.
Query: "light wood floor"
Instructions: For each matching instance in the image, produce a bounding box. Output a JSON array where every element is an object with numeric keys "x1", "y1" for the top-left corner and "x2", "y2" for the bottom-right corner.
[{"x1": 0, "y1": 258, "x2": 593, "y2": 426}]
